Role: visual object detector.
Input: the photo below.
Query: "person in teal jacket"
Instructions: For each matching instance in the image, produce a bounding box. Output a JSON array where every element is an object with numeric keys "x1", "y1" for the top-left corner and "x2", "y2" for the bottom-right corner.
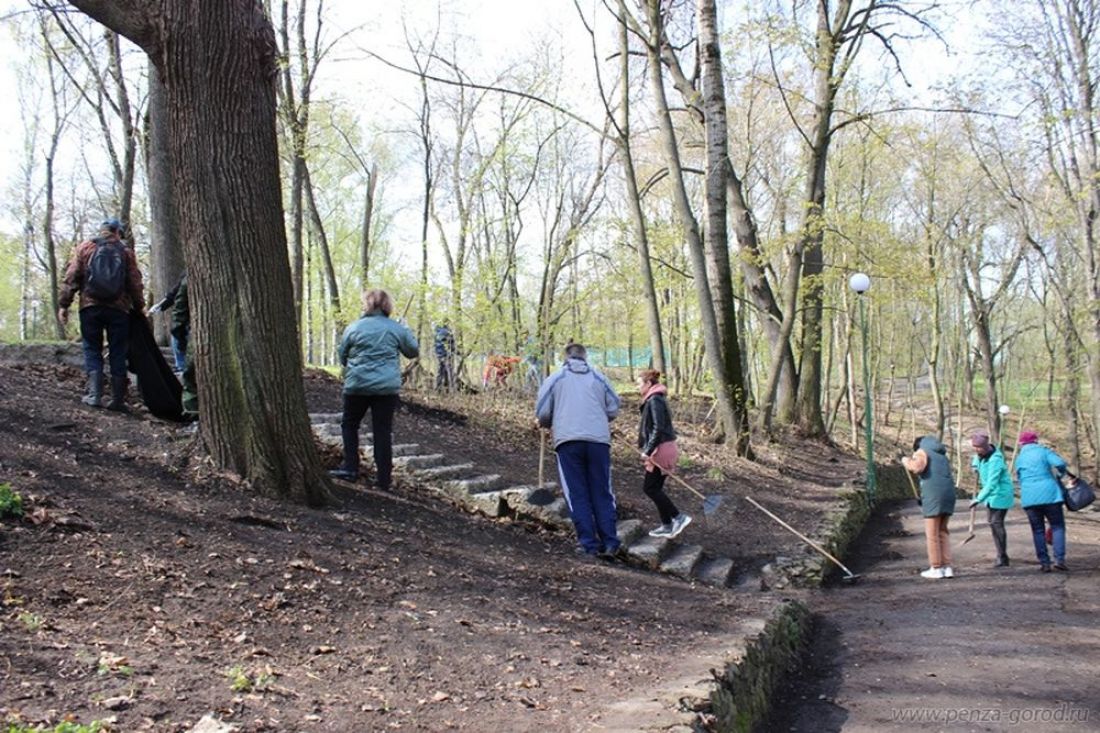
[
  {"x1": 1014, "y1": 430, "x2": 1069, "y2": 572},
  {"x1": 902, "y1": 435, "x2": 957, "y2": 579},
  {"x1": 968, "y1": 431, "x2": 1014, "y2": 568},
  {"x1": 329, "y1": 289, "x2": 419, "y2": 488}
]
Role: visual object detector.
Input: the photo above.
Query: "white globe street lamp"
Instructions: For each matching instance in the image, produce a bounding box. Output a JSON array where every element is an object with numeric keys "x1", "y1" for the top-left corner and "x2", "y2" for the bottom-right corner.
[{"x1": 850, "y1": 273, "x2": 875, "y2": 500}]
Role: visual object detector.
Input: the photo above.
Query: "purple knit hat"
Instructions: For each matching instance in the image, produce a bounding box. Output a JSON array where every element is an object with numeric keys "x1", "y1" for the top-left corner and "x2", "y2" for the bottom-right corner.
[
  {"x1": 1018, "y1": 430, "x2": 1039, "y2": 445},
  {"x1": 971, "y1": 431, "x2": 991, "y2": 450}
]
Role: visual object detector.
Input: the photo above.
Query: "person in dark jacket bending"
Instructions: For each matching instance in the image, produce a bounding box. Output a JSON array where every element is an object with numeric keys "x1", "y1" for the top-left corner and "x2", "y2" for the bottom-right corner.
[
  {"x1": 637, "y1": 369, "x2": 691, "y2": 538},
  {"x1": 902, "y1": 435, "x2": 958, "y2": 579}
]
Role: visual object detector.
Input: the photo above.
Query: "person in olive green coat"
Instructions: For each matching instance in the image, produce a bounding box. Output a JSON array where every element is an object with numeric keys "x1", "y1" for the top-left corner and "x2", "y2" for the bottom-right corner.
[
  {"x1": 169, "y1": 274, "x2": 197, "y2": 421},
  {"x1": 969, "y1": 431, "x2": 1014, "y2": 568},
  {"x1": 329, "y1": 289, "x2": 418, "y2": 488},
  {"x1": 902, "y1": 435, "x2": 957, "y2": 579}
]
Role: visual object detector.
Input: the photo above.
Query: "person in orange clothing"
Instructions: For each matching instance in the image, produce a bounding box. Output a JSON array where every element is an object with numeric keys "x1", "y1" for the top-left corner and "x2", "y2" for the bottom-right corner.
[{"x1": 483, "y1": 353, "x2": 521, "y2": 388}]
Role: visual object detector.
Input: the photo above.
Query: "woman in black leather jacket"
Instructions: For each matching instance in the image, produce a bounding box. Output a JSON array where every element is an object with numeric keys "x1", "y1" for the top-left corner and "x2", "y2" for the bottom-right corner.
[{"x1": 637, "y1": 369, "x2": 692, "y2": 538}]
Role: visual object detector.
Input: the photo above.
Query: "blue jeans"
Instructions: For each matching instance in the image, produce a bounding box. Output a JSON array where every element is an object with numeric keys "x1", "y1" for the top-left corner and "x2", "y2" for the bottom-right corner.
[
  {"x1": 79, "y1": 305, "x2": 130, "y2": 378},
  {"x1": 171, "y1": 332, "x2": 188, "y2": 372},
  {"x1": 556, "y1": 440, "x2": 618, "y2": 554},
  {"x1": 1024, "y1": 502, "x2": 1065, "y2": 565}
]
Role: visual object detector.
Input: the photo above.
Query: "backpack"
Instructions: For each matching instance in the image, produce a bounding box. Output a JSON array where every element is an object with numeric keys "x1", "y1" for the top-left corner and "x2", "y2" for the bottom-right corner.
[{"x1": 84, "y1": 237, "x2": 127, "y2": 300}]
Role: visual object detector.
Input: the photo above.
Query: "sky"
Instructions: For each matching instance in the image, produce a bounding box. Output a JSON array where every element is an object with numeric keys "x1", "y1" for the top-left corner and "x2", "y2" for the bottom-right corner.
[{"x1": 0, "y1": 0, "x2": 985, "y2": 241}]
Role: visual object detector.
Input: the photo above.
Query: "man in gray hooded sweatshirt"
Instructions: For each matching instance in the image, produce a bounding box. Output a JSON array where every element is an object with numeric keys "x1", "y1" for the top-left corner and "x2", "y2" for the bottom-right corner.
[{"x1": 535, "y1": 343, "x2": 621, "y2": 557}]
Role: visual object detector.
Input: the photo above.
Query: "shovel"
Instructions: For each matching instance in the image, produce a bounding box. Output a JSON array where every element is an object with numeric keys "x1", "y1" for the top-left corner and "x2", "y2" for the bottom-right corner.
[
  {"x1": 527, "y1": 430, "x2": 556, "y2": 506},
  {"x1": 901, "y1": 459, "x2": 921, "y2": 502},
  {"x1": 958, "y1": 503, "x2": 977, "y2": 546},
  {"x1": 614, "y1": 436, "x2": 723, "y2": 517},
  {"x1": 659, "y1": 466, "x2": 723, "y2": 517},
  {"x1": 745, "y1": 496, "x2": 860, "y2": 583}
]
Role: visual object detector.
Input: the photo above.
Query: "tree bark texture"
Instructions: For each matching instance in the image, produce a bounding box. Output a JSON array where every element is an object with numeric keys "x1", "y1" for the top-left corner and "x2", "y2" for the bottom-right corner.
[
  {"x1": 69, "y1": 0, "x2": 329, "y2": 505},
  {"x1": 146, "y1": 62, "x2": 184, "y2": 342}
]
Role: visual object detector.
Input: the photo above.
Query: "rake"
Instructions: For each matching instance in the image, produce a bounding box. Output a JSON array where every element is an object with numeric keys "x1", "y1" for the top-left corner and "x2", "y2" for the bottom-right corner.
[{"x1": 745, "y1": 496, "x2": 860, "y2": 583}]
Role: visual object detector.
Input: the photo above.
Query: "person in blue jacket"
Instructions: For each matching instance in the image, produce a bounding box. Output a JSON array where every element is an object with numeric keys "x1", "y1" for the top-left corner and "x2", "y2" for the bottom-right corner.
[
  {"x1": 329, "y1": 289, "x2": 419, "y2": 489},
  {"x1": 968, "y1": 431, "x2": 1014, "y2": 567},
  {"x1": 902, "y1": 435, "x2": 957, "y2": 579},
  {"x1": 1014, "y1": 430, "x2": 1069, "y2": 572},
  {"x1": 535, "y1": 343, "x2": 621, "y2": 559}
]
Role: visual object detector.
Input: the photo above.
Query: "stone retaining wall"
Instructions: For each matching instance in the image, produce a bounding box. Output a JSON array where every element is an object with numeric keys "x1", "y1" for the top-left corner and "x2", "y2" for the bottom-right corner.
[{"x1": 708, "y1": 600, "x2": 811, "y2": 732}]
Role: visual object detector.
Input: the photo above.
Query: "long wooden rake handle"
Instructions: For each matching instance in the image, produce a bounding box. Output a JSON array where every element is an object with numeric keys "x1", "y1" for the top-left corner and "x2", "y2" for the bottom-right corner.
[{"x1": 745, "y1": 496, "x2": 858, "y2": 577}]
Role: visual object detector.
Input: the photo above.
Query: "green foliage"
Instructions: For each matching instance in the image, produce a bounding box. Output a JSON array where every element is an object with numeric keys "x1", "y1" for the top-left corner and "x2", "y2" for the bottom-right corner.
[
  {"x1": 17, "y1": 611, "x2": 42, "y2": 632},
  {"x1": 0, "y1": 484, "x2": 23, "y2": 518},
  {"x1": 225, "y1": 664, "x2": 274, "y2": 693},
  {"x1": 0, "y1": 233, "x2": 24, "y2": 342},
  {"x1": 4, "y1": 722, "x2": 106, "y2": 733}
]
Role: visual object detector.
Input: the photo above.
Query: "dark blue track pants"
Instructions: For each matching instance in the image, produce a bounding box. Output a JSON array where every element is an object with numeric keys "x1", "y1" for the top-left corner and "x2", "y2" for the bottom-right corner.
[{"x1": 555, "y1": 440, "x2": 618, "y2": 554}]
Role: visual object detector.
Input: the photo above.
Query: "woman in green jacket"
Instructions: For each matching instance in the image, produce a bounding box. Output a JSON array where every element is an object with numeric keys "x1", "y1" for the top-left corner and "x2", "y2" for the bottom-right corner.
[
  {"x1": 902, "y1": 435, "x2": 958, "y2": 579},
  {"x1": 329, "y1": 289, "x2": 419, "y2": 488},
  {"x1": 968, "y1": 431, "x2": 1014, "y2": 568}
]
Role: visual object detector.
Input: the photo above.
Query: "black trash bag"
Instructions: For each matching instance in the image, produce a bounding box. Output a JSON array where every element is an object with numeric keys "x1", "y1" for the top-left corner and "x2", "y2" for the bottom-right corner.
[{"x1": 127, "y1": 310, "x2": 184, "y2": 422}]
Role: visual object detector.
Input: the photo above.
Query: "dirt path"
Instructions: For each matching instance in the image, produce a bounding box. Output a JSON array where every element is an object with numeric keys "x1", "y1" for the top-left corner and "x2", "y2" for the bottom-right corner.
[{"x1": 767, "y1": 500, "x2": 1100, "y2": 732}]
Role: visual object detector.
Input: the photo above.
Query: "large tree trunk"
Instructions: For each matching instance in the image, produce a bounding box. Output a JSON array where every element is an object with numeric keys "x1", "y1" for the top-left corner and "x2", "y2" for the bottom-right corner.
[
  {"x1": 697, "y1": 0, "x2": 750, "y2": 453},
  {"x1": 616, "y1": 1, "x2": 666, "y2": 373},
  {"x1": 69, "y1": 0, "x2": 329, "y2": 505},
  {"x1": 644, "y1": 0, "x2": 741, "y2": 446},
  {"x1": 146, "y1": 62, "x2": 184, "y2": 343}
]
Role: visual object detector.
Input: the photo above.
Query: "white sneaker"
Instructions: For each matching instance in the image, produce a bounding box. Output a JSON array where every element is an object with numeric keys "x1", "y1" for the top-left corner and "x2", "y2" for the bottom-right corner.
[
  {"x1": 649, "y1": 524, "x2": 673, "y2": 538},
  {"x1": 920, "y1": 567, "x2": 945, "y2": 579},
  {"x1": 669, "y1": 514, "x2": 693, "y2": 538},
  {"x1": 942, "y1": 566, "x2": 955, "y2": 578}
]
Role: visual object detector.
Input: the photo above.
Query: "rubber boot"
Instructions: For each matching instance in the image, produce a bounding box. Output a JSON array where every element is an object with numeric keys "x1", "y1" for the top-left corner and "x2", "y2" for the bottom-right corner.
[
  {"x1": 81, "y1": 370, "x2": 103, "y2": 408},
  {"x1": 106, "y1": 375, "x2": 130, "y2": 413}
]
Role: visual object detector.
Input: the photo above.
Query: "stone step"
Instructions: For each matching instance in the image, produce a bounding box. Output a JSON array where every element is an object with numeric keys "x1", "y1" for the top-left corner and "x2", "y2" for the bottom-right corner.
[
  {"x1": 466, "y1": 491, "x2": 506, "y2": 518},
  {"x1": 443, "y1": 474, "x2": 502, "y2": 494},
  {"x1": 615, "y1": 518, "x2": 646, "y2": 547},
  {"x1": 309, "y1": 412, "x2": 343, "y2": 425},
  {"x1": 416, "y1": 463, "x2": 477, "y2": 480},
  {"x1": 660, "y1": 543, "x2": 704, "y2": 580},
  {"x1": 624, "y1": 534, "x2": 673, "y2": 569},
  {"x1": 393, "y1": 453, "x2": 444, "y2": 470},
  {"x1": 695, "y1": 556, "x2": 736, "y2": 588},
  {"x1": 391, "y1": 443, "x2": 419, "y2": 457}
]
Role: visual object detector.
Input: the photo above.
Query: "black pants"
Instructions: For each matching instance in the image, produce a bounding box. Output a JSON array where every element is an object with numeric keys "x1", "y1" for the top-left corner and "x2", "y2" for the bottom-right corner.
[
  {"x1": 987, "y1": 507, "x2": 1008, "y2": 562},
  {"x1": 642, "y1": 468, "x2": 680, "y2": 525},
  {"x1": 341, "y1": 393, "x2": 398, "y2": 487}
]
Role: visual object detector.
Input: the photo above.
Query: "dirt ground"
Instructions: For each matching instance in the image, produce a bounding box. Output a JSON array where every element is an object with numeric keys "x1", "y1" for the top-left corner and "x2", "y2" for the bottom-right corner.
[
  {"x1": 764, "y1": 499, "x2": 1100, "y2": 732},
  {"x1": 0, "y1": 362, "x2": 861, "y2": 732}
]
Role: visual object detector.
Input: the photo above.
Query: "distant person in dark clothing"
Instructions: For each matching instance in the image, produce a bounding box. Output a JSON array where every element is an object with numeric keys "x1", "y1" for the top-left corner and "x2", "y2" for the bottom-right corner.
[
  {"x1": 433, "y1": 324, "x2": 456, "y2": 391},
  {"x1": 637, "y1": 369, "x2": 691, "y2": 538},
  {"x1": 902, "y1": 435, "x2": 957, "y2": 579},
  {"x1": 150, "y1": 272, "x2": 188, "y2": 373},
  {"x1": 57, "y1": 218, "x2": 144, "y2": 412},
  {"x1": 330, "y1": 289, "x2": 419, "y2": 489},
  {"x1": 169, "y1": 274, "x2": 197, "y2": 421}
]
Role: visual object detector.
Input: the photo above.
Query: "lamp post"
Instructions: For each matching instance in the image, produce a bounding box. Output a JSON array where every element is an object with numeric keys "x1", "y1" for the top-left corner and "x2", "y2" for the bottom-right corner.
[{"x1": 849, "y1": 273, "x2": 875, "y2": 501}]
